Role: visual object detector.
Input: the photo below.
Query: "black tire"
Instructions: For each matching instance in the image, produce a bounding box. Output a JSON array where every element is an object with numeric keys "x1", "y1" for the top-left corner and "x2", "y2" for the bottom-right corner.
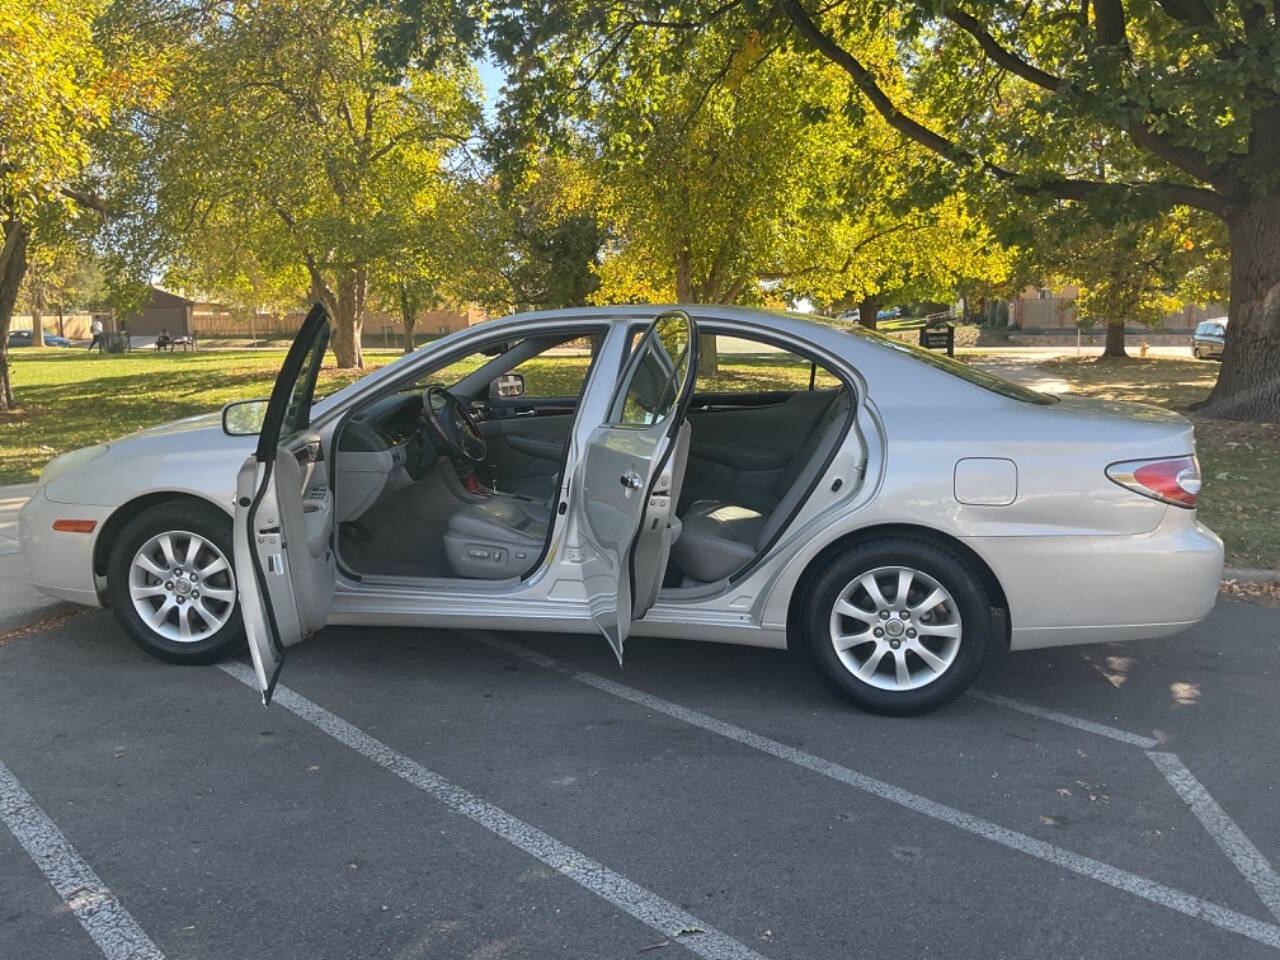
[
  {"x1": 799, "y1": 538, "x2": 992, "y2": 716},
  {"x1": 1193, "y1": 347, "x2": 1203, "y2": 360},
  {"x1": 106, "y1": 501, "x2": 245, "y2": 665}
]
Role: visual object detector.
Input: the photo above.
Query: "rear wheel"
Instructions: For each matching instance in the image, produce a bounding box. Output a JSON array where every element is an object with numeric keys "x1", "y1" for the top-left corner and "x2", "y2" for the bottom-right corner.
[
  {"x1": 107, "y1": 502, "x2": 245, "y2": 664},
  {"x1": 1193, "y1": 346, "x2": 1203, "y2": 359},
  {"x1": 800, "y1": 539, "x2": 992, "y2": 715}
]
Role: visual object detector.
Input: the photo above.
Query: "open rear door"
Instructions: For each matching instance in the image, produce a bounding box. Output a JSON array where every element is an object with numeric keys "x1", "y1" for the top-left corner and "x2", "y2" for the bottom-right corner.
[
  {"x1": 232, "y1": 304, "x2": 336, "y2": 705},
  {"x1": 574, "y1": 310, "x2": 698, "y2": 663}
]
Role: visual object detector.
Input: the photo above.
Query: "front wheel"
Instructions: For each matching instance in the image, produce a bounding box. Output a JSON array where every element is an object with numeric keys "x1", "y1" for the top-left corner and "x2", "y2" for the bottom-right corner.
[
  {"x1": 106, "y1": 501, "x2": 245, "y2": 664},
  {"x1": 800, "y1": 539, "x2": 992, "y2": 716}
]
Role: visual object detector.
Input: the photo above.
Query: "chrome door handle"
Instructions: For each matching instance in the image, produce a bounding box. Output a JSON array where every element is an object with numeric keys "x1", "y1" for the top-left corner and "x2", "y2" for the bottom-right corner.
[{"x1": 620, "y1": 471, "x2": 642, "y2": 490}]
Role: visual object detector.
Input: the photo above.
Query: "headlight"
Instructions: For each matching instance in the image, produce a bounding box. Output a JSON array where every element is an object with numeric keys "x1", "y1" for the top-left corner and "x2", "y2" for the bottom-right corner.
[{"x1": 38, "y1": 445, "x2": 110, "y2": 488}]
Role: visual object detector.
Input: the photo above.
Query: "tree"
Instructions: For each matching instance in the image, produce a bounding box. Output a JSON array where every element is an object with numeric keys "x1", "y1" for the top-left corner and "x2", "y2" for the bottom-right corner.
[
  {"x1": 499, "y1": 152, "x2": 605, "y2": 311},
  {"x1": 1018, "y1": 206, "x2": 1229, "y2": 356},
  {"x1": 476, "y1": 0, "x2": 1280, "y2": 420},
  {"x1": 0, "y1": 0, "x2": 115, "y2": 407},
  {"x1": 370, "y1": 179, "x2": 486, "y2": 352},
  {"x1": 786, "y1": 115, "x2": 1012, "y2": 329},
  {"x1": 583, "y1": 32, "x2": 866, "y2": 371},
  {"x1": 137, "y1": 0, "x2": 480, "y2": 368},
  {"x1": 771, "y1": 0, "x2": 1280, "y2": 418}
]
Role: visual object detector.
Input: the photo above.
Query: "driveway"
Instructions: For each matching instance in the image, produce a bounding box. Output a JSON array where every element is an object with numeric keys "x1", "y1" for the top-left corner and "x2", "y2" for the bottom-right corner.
[{"x1": 2, "y1": 599, "x2": 1279, "y2": 959}]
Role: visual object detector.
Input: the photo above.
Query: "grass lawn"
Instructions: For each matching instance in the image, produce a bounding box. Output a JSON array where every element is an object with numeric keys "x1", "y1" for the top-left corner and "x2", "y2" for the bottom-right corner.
[
  {"x1": 0, "y1": 349, "x2": 401, "y2": 484},
  {"x1": 1040, "y1": 356, "x2": 1280, "y2": 570}
]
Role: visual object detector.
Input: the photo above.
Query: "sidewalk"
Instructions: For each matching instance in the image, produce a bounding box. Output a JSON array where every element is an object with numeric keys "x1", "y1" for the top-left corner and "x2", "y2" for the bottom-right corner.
[
  {"x1": 973, "y1": 358, "x2": 1072, "y2": 395},
  {"x1": 0, "y1": 483, "x2": 68, "y2": 631}
]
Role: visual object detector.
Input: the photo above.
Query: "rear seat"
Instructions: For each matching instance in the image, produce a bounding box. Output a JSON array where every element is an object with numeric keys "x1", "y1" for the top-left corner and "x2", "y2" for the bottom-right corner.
[{"x1": 670, "y1": 391, "x2": 851, "y2": 582}]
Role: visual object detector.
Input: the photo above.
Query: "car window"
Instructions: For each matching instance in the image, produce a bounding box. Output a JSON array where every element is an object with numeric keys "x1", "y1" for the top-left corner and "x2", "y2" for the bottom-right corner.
[
  {"x1": 843, "y1": 324, "x2": 1057, "y2": 405},
  {"x1": 694, "y1": 333, "x2": 841, "y2": 393},
  {"x1": 611, "y1": 313, "x2": 692, "y2": 426},
  {"x1": 281, "y1": 322, "x2": 329, "y2": 438},
  {"x1": 506, "y1": 335, "x2": 601, "y2": 398},
  {"x1": 415, "y1": 334, "x2": 602, "y2": 400}
]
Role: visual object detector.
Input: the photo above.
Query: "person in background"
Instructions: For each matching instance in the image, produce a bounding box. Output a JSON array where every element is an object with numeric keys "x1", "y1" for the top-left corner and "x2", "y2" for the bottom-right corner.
[
  {"x1": 88, "y1": 317, "x2": 104, "y2": 353},
  {"x1": 155, "y1": 328, "x2": 172, "y2": 351}
]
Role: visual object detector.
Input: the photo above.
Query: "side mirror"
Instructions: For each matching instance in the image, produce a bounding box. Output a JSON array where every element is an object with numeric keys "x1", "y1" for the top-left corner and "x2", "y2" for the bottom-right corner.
[
  {"x1": 490, "y1": 373, "x2": 525, "y2": 399},
  {"x1": 222, "y1": 398, "x2": 270, "y2": 436}
]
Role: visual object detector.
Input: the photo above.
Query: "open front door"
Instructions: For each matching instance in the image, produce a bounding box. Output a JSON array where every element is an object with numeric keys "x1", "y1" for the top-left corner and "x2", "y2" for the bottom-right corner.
[
  {"x1": 574, "y1": 310, "x2": 698, "y2": 663},
  {"x1": 232, "y1": 304, "x2": 336, "y2": 705}
]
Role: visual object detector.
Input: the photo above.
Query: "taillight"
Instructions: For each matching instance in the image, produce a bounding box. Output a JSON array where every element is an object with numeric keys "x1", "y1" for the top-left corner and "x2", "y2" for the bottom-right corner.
[{"x1": 1106, "y1": 455, "x2": 1201, "y2": 508}]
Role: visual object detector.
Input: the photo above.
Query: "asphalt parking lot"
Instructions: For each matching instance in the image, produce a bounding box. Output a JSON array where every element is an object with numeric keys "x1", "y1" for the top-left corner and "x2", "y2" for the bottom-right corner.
[{"x1": 2, "y1": 597, "x2": 1279, "y2": 960}]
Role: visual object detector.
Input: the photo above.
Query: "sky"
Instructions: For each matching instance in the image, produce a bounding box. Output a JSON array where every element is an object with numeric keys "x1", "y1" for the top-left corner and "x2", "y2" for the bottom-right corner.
[{"x1": 475, "y1": 54, "x2": 506, "y2": 119}]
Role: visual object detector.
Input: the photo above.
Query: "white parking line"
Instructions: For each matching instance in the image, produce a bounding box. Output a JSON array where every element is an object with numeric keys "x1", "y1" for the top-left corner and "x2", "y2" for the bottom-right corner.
[
  {"x1": 966, "y1": 689, "x2": 1159, "y2": 748},
  {"x1": 216, "y1": 661, "x2": 769, "y2": 960},
  {"x1": 472, "y1": 633, "x2": 1280, "y2": 951},
  {"x1": 1149, "y1": 751, "x2": 1280, "y2": 922},
  {"x1": 970, "y1": 689, "x2": 1280, "y2": 921},
  {"x1": 0, "y1": 759, "x2": 165, "y2": 960}
]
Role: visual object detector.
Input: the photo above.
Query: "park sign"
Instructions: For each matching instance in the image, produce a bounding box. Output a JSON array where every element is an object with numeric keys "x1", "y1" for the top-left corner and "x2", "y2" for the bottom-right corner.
[{"x1": 918, "y1": 322, "x2": 955, "y2": 357}]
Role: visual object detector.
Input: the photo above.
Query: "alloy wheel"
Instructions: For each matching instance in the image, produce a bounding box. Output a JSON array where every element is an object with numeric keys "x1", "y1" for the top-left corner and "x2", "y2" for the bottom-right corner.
[
  {"x1": 128, "y1": 530, "x2": 236, "y2": 643},
  {"x1": 827, "y1": 565, "x2": 963, "y2": 691}
]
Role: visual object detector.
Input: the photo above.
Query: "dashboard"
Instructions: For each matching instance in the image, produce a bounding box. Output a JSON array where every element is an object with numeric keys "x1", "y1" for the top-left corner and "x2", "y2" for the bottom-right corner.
[
  {"x1": 337, "y1": 393, "x2": 423, "y2": 453},
  {"x1": 334, "y1": 392, "x2": 434, "y2": 522}
]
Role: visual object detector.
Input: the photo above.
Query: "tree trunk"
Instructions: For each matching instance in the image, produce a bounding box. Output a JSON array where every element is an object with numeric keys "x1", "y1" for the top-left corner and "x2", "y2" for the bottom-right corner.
[
  {"x1": 31, "y1": 280, "x2": 44, "y2": 348},
  {"x1": 329, "y1": 270, "x2": 365, "y2": 369},
  {"x1": 1101, "y1": 318, "x2": 1127, "y2": 358},
  {"x1": 696, "y1": 333, "x2": 718, "y2": 376},
  {"x1": 673, "y1": 251, "x2": 718, "y2": 375},
  {"x1": 858, "y1": 294, "x2": 879, "y2": 331},
  {"x1": 399, "y1": 287, "x2": 417, "y2": 354},
  {"x1": 1199, "y1": 192, "x2": 1280, "y2": 421},
  {"x1": 0, "y1": 221, "x2": 29, "y2": 411}
]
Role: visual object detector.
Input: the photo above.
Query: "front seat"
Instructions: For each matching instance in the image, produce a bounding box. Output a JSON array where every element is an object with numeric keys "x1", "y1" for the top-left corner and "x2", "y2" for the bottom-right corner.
[
  {"x1": 444, "y1": 497, "x2": 549, "y2": 579},
  {"x1": 671, "y1": 391, "x2": 851, "y2": 583}
]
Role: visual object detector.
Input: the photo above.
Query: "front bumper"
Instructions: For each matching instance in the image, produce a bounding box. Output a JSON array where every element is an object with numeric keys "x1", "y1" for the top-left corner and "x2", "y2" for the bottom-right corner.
[
  {"x1": 18, "y1": 487, "x2": 111, "y2": 607},
  {"x1": 965, "y1": 507, "x2": 1224, "y2": 651}
]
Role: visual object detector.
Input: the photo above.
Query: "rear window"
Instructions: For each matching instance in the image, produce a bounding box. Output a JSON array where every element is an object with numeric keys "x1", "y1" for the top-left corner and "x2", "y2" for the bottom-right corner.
[{"x1": 842, "y1": 325, "x2": 1057, "y2": 405}]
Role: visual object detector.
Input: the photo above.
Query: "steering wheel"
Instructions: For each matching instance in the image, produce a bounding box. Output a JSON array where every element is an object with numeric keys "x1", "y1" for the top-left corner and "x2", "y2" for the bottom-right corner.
[{"x1": 422, "y1": 385, "x2": 488, "y2": 463}]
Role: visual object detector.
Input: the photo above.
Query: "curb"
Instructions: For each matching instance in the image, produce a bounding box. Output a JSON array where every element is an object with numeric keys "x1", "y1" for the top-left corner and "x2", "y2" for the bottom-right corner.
[{"x1": 1222, "y1": 567, "x2": 1280, "y2": 583}]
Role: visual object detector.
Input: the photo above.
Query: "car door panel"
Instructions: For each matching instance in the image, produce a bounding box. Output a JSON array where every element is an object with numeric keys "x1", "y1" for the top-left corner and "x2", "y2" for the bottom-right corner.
[
  {"x1": 480, "y1": 412, "x2": 576, "y2": 490},
  {"x1": 232, "y1": 303, "x2": 335, "y2": 705},
  {"x1": 574, "y1": 310, "x2": 698, "y2": 662},
  {"x1": 682, "y1": 389, "x2": 835, "y2": 507}
]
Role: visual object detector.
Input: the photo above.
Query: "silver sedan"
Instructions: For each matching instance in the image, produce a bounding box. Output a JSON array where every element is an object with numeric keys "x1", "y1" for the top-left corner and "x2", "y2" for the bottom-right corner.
[{"x1": 19, "y1": 305, "x2": 1223, "y2": 715}]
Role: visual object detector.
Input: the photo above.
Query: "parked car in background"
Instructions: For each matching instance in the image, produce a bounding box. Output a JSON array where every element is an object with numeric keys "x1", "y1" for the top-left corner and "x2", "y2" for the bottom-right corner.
[
  {"x1": 7, "y1": 330, "x2": 72, "y2": 348},
  {"x1": 1191, "y1": 318, "x2": 1227, "y2": 360},
  {"x1": 20, "y1": 304, "x2": 1224, "y2": 716},
  {"x1": 835, "y1": 307, "x2": 902, "y2": 324}
]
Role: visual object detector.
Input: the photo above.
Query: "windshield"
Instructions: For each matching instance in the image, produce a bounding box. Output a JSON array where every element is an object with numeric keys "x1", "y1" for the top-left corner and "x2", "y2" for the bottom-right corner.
[{"x1": 841, "y1": 323, "x2": 1058, "y2": 405}]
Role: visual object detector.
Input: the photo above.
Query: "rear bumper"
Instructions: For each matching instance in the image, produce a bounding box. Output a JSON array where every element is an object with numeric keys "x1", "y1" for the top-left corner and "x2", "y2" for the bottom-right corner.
[
  {"x1": 965, "y1": 508, "x2": 1223, "y2": 652},
  {"x1": 17, "y1": 488, "x2": 107, "y2": 607}
]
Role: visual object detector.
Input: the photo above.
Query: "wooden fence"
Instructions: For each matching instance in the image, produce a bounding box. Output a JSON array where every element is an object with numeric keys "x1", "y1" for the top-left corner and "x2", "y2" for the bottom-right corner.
[
  {"x1": 189, "y1": 304, "x2": 485, "y2": 339},
  {"x1": 8, "y1": 313, "x2": 95, "y2": 339}
]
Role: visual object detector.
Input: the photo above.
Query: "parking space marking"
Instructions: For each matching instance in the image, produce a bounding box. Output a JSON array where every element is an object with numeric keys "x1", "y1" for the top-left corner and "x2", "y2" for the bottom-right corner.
[
  {"x1": 0, "y1": 759, "x2": 165, "y2": 960},
  {"x1": 472, "y1": 633, "x2": 1280, "y2": 950},
  {"x1": 1149, "y1": 751, "x2": 1280, "y2": 922},
  {"x1": 966, "y1": 689, "x2": 1159, "y2": 748},
  {"x1": 216, "y1": 662, "x2": 769, "y2": 960},
  {"x1": 969, "y1": 687, "x2": 1280, "y2": 920}
]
